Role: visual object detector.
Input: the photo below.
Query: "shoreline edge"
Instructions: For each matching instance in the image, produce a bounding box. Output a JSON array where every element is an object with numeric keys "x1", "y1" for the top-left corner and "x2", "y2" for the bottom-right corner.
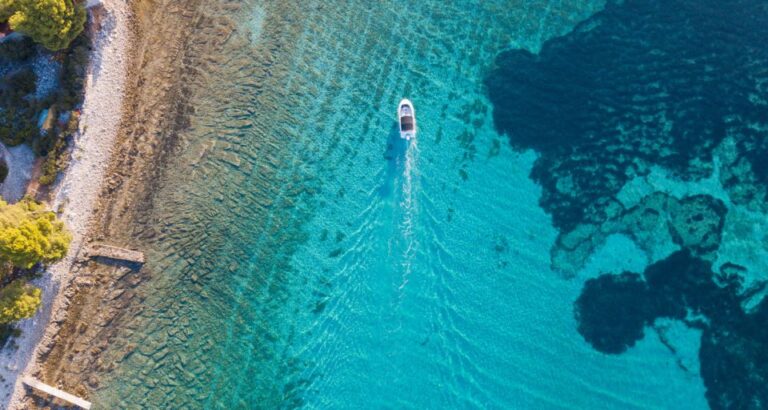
[{"x1": 1, "y1": 0, "x2": 134, "y2": 407}]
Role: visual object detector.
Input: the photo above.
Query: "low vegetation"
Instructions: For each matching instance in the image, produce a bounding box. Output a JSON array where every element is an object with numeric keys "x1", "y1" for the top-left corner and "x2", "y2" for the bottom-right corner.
[
  {"x1": 0, "y1": 0, "x2": 87, "y2": 344},
  {"x1": 0, "y1": 280, "x2": 41, "y2": 324},
  {"x1": 56, "y1": 34, "x2": 90, "y2": 112},
  {"x1": 0, "y1": 36, "x2": 35, "y2": 61},
  {"x1": 0, "y1": 198, "x2": 70, "y2": 268},
  {"x1": 0, "y1": 198, "x2": 70, "y2": 342},
  {"x1": 0, "y1": 29, "x2": 91, "y2": 186},
  {"x1": 0, "y1": 65, "x2": 40, "y2": 147},
  {"x1": 0, "y1": 0, "x2": 87, "y2": 51}
]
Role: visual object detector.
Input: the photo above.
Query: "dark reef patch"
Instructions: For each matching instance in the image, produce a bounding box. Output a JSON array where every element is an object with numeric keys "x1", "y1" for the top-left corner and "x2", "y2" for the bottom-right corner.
[
  {"x1": 575, "y1": 272, "x2": 655, "y2": 354},
  {"x1": 485, "y1": 0, "x2": 768, "y2": 406},
  {"x1": 486, "y1": 0, "x2": 768, "y2": 272},
  {"x1": 575, "y1": 250, "x2": 768, "y2": 409}
]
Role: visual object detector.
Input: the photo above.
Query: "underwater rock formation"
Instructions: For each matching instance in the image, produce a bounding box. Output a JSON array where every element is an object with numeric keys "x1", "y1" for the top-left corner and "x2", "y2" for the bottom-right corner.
[
  {"x1": 575, "y1": 250, "x2": 768, "y2": 409},
  {"x1": 574, "y1": 272, "x2": 655, "y2": 354},
  {"x1": 553, "y1": 193, "x2": 726, "y2": 274},
  {"x1": 487, "y1": 0, "x2": 768, "y2": 407},
  {"x1": 486, "y1": 0, "x2": 768, "y2": 273}
]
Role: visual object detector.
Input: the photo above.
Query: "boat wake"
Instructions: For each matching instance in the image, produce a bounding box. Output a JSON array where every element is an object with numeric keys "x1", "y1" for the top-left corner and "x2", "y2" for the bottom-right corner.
[{"x1": 398, "y1": 139, "x2": 419, "y2": 292}]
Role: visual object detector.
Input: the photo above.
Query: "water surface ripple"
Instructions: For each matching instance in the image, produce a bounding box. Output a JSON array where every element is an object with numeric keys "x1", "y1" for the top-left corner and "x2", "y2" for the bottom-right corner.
[{"x1": 91, "y1": 0, "x2": 718, "y2": 408}]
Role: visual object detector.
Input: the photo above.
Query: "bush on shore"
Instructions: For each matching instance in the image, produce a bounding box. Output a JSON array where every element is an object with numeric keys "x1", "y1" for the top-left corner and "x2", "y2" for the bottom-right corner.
[
  {"x1": 0, "y1": 33, "x2": 89, "y2": 180},
  {"x1": 0, "y1": 198, "x2": 71, "y2": 269},
  {"x1": 0, "y1": 280, "x2": 41, "y2": 324},
  {"x1": 38, "y1": 137, "x2": 68, "y2": 185},
  {"x1": 38, "y1": 111, "x2": 77, "y2": 186},
  {"x1": 56, "y1": 33, "x2": 91, "y2": 110},
  {"x1": 0, "y1": 0, "x2": 87, "y2": 51},
  {"x1": 0, "y1": 199, "x2": 69, "y2": 334},
  {"x1": 0, "y1": 67, "x2": 39, "y2": 147}
]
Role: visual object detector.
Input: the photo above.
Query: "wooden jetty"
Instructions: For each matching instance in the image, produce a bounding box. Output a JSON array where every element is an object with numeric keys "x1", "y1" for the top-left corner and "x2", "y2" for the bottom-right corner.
[
  {"x1": 86, "y1": 243, "x2": 145, "y2": 264},
  {"x1": 22, "y1": 377, "x2": 92, "y2": 409}
]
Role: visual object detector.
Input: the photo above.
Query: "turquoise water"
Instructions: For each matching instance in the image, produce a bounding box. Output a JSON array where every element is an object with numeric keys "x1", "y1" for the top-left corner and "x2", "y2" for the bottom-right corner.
[{"x1": 88, "y1": 1, "x2": 728, "y2": 408}]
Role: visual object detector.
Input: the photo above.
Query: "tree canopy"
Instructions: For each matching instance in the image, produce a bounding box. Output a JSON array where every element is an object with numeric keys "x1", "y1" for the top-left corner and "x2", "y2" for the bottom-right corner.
[
  {"x1": 0, "y1": 280, "x2": 41, "y2": 323},
  {"x1": 0, "y1": 0, "x2": 87, "y2": 51},
  {"x1": 0, "y1": 198, "x2": 71, "y2": 268},
  {"x1": 0, "y1": 1, "x2": 13, "y2": 22}
]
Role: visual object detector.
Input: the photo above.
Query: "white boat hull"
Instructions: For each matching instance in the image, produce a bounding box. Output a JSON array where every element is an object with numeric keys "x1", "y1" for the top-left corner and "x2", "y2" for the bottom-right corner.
[{"x1": 398, "y1": 99, "x2": 416, "y2": 140}]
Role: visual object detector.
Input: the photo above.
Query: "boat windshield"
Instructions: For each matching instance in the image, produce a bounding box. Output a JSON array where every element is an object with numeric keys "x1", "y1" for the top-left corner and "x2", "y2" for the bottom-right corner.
[{"x1": 401, "y1": 116, "x2": 414, "y2": 131}]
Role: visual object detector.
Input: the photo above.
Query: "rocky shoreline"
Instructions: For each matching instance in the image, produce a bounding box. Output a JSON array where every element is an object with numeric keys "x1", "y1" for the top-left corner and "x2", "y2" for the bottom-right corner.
[
  {"x1": 10, "y1": 0, "x2": 212, "y2": 407},
  {"x1": 1, "y1": 0, "x2": 133, "y2": 407}
]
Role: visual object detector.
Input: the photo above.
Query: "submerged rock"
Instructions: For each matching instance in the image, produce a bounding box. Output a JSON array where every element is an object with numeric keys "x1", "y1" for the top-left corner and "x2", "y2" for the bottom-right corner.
[
  {"x1": 486, "y1": 0, "x2": 768, "y2": 274},
  {"x1": 575, "y1": 249, "x2": 768, "y2": 409},
  {"x1": 486, "y1": 0, "x2": 768, "y2": 406}
]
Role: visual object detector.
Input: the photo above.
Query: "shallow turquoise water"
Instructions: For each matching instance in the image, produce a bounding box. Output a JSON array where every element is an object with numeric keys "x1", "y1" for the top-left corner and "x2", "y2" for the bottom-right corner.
[{"x1": 92, "y1": 1, "x2": 715, "y2": 408}]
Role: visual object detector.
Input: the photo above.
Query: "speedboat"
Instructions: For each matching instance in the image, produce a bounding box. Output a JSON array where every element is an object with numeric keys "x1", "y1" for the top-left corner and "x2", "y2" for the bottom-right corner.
[{"x1": 398, "y1": 99, "x2": 416, "y2": 140}]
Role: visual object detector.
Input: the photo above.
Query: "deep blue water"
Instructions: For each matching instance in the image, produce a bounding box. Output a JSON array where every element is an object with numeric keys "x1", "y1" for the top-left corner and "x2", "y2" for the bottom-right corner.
[{"x1": 91, "y1": 0, "x2": 768, "y2": 408}]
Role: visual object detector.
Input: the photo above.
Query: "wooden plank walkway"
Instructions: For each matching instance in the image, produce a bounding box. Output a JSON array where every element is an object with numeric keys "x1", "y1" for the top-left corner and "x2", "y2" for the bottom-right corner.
[
  {"x1": 22, "y1": 377, "x2": 92, "y2": 409},
  {"x1": 86, "y1": 243, "x2": 145, "y2": 264}
]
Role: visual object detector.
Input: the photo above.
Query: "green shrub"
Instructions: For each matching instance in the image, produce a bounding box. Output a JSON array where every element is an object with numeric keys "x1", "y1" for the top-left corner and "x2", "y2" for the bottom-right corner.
[
  {"x1": 38, "y1": 120, "x2": 72, "y2": 186},
  {"x1": 17, "y1": 123, "x2": 39, "y2": 146},
  {"x1": 0, "y1": 161, "x2": 7, "y2": 184},
  {"x1": 38, "y1": 149, "x2": 63, "y2": 186},
  {"x1": 37, "y1": 157, "x2": 57, "y2": 186},
  {"x1": 0, "y1": 280, "x2": 41, "y2": 324},
  {"x1": 6, "y1": 69, "x2": 37, "y2": 97},
  {"x1": 0, "y1": 67, "x2": 40, "y2": 148},
  {"x1": 0, "y1": 323, "x2": 17, "y2": 347},
  {"x1": 0, "y1": 1, "x2": 12, "y2": 21},
  {"x1": 65, "y1": 110, "x2": 80, "y2": 134},
  {"x1": 56, "y1": 34, "x2": 90, "y2": 112},
  {"x1": 0, "y1": 198, "x2": 71, "y2": 268},
  {"x1": 0, "y1": 37, "x2": 36, "y2": 62},
  {"x1": 0, "y1": 125, "x2": 11, "y2": 146},
  {"x1": 0, "y1": 110, "x2": 28, "y2": 147},
  {"x1": 32, "y1": 132, "x2": 54, "y2": 157},
  {"x1": 2, "y1": 0, "x2": 87, "y2": 51}
]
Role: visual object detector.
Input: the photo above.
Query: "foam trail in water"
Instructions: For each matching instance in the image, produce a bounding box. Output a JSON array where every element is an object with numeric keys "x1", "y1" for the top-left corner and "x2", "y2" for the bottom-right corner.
[{"x1": 398, "y1": 139, "x2": 419, "y2": 292}]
